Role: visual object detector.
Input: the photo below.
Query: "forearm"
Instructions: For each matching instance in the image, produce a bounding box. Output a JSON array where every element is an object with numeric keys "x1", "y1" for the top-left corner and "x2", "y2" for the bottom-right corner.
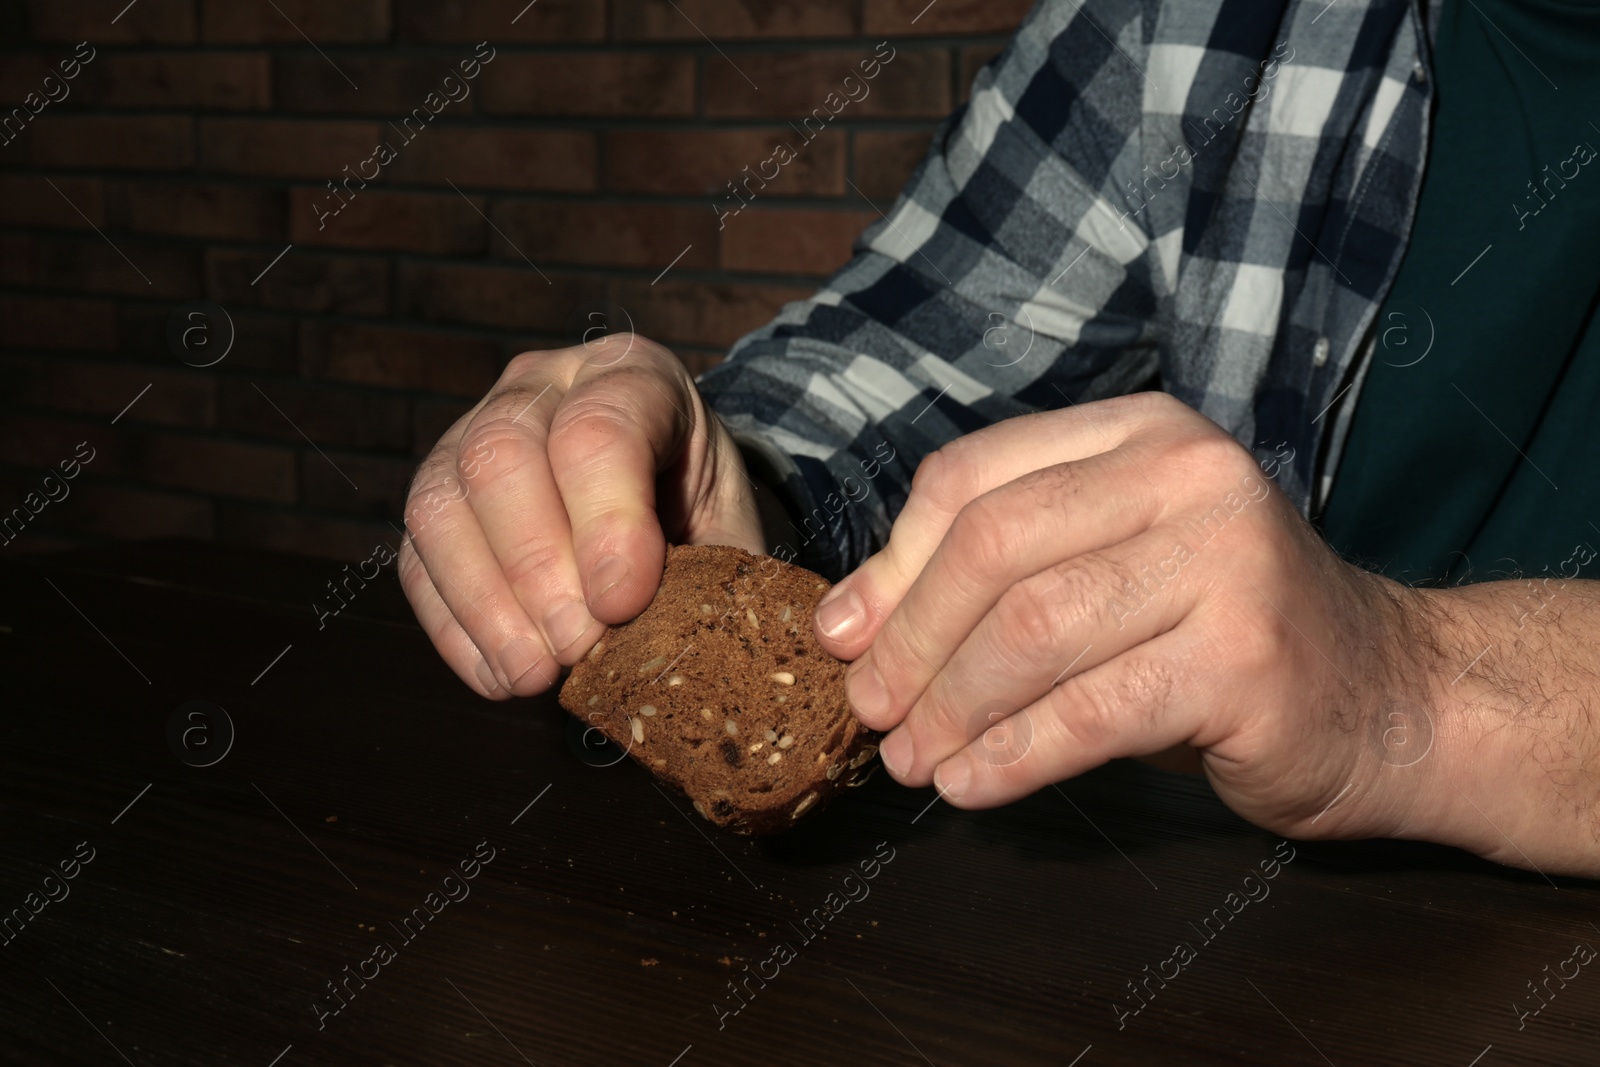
[{"x1": 1405, "y1": 579, "x2": 1600, "y2": 877}]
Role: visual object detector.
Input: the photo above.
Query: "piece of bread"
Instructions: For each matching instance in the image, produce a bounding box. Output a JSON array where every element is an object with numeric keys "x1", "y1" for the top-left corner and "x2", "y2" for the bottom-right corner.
[{"x1": 558, "y1": 544, "x2": 880, "y2": 835}]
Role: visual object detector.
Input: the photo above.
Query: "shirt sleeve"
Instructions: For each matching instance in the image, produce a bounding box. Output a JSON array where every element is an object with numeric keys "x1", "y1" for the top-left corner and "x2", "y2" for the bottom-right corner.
[{"x1": 696, "y1": 0, "x2": 1168, "y2": 579}]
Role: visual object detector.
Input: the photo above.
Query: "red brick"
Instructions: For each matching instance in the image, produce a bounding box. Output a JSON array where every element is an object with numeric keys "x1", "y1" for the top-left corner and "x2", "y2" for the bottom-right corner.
[
  {"x1": 27, "y1": 115, "x2": 194, "y2": 169},
  {"x1": 301, "y1": 451, "x2": 415, "y2": 516},
  {"x1": 215, "y1": 502, "x2": 396, "y2": 561},
  {"x1": 0, "y1": 533, "x2": 85, "y2": 554},
  {"x1": 720, "y1": 207, "x2": 873, "y2": 275},
  {"x1": 386, "y1": 128, "x2": 597, "y2": 192},
  {"x1": 0, "y1": 175, "x2": 103, "y2": 229},
  {"x1": 0, "y1": 53, "x2": 66, "y2": 103},
  {"x1": 412, "y1": 398, "x2": 471, "y2": 456},
  {"x1": 614, "y1": 0, "x2": 858, "y2": 39},
  {"x1": 97, "y1": 53, "x2": 271, "y2": 110},
  {"x1": 289, "y1": 187, "x2": 486, "y2": 255},
  {"x1": 116, "y1": 182, "x2": 285, "y2": 241},
  {"x1": 205, "y1": 248, "x2": 389, "y2": 316},
  {"x1": 864, "y1": 0, "x2": 1033, "y2": 35},
  {"x1": 202, "y1": 0, "x2": 391, "y2": 43},
  {"x1": 33, "y1": 237, "x2": 201, "y2": 299},
  {"x1": 394, "y1": 0, "x2": 603, "y2": 43},
  {"x1": 854, "y1": 128, "x2": 934, "y2": 199},
  {"x1": 274, "y1": 55, "x2": 484, "y2": 116},
  {"x1": 962, "y1": 44, "x2": 1004, "y2": 99},
  {"x1": 604, "y1": 128, "x2": 846, "y2": 196},
  {"x1": 300, "y1": 322, "x2": 502, "y2": 398},
  {"x1": 488, "y1": 201, "x2": 715, "y2": 271},
  {"x1": 130, "y1": 432, "x2": 297, "y2": 502},
  {"x1": 30, "y1": 0, "x2": 196, "y2": 44},
  {"x1": 199, "y1": 119, "x2": 383, "y2": 179},
  {"x1": 112, "y1": 304, "x2": 298, "y2": 372},
  {"x1": 395, "y1": 263, "x2": 599, "y2": 333},
  {"x1": 614, "y1": 279, "x2": 809, "y2": 348},
  {"x1": 0, "y1": 235, "x2": 31, "y2": 284},
  {"x1": 705, "y1": 48, "x2": 950, "y2": 119},
  {"x1": 11, "y1": 357, "x2": 215, "y2": 428},
  {"x1": 221, "y1": 378, "x2": 411, "y2": 451},
  {"x1": 481, "y1": 54, "x2": 694, "y2": 117},
  {"x1": 0, "y1": 414, "x2": 123, "y2": 473},
  {"x1": 220, "y1": 312, "x2": 299, "y2": 371},
  {"x1": 0, "y1": 296, "x2": 117, "y2": 351},
  {"x1": 395, "y1": 260, "x2": 595, "y2": 331},
  {"x1": 52, "y1": 483, "x2": 214, "y2": 541}
]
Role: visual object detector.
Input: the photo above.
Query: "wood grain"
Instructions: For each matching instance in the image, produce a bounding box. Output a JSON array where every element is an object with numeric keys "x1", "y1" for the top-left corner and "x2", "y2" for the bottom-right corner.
[{"x1": 0, "y1": 540, "x2": 1596, "y2": 1066}]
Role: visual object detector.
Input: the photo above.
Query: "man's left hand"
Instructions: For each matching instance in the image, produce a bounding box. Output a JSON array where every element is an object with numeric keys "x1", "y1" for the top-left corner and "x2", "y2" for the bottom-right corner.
[{"x1": 811, "y1": 391, "x2": 1431, "y2": 843}]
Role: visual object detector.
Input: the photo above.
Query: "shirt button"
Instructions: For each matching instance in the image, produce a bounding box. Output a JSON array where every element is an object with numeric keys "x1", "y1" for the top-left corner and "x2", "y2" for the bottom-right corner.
[
  {"x1": 1413, "y1": 60, "x2": 1427, "y2": 84},
  {"x1": 1312, "y1": 336, "x2": 1331, "y2": 367}
]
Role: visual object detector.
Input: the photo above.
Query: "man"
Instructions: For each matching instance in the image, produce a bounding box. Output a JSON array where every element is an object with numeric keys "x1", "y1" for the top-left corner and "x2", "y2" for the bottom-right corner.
[{"x1": 399, "y1": 0, "x2": 1600, "y2": 877}]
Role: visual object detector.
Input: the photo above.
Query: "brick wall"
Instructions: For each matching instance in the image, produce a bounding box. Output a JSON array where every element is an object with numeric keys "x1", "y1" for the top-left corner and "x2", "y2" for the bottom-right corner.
[{"x1": 0, "y1": 0, "x2": 1026, "y2": 560}]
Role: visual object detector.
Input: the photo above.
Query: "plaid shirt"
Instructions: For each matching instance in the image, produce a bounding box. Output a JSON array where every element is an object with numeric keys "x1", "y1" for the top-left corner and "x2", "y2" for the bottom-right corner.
[{"x1": 698, "y1": 0, "x2": 1439, "y2": 580}]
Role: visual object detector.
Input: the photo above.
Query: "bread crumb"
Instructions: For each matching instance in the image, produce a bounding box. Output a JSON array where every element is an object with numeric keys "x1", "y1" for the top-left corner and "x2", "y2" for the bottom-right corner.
[{"x1": 641, "y1": 958, "x2": 659, "y2": 967}]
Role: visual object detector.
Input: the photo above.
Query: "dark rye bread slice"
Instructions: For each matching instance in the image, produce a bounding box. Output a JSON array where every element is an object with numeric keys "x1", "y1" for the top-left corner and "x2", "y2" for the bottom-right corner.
[{"x1": 558, "y1": 544, "x2": 880, "y2": 835}]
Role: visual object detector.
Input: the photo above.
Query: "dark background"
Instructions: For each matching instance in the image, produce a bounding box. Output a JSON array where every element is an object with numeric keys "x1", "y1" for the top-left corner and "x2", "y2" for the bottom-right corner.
[{"x1": 0, "y1": 0, "x2": 1025, "y2": 560}]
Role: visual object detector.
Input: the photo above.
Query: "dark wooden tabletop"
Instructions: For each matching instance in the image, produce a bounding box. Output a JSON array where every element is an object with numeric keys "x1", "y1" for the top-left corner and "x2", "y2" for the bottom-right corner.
[{"x1": 2, "y1": 539, "x2": 1597, "y2": 1067}]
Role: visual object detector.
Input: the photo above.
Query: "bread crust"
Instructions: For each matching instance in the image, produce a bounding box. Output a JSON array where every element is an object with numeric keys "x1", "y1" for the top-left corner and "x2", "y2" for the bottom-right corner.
[{"x1": 558, "y1": 544, "x2": 880, "y2": 835}]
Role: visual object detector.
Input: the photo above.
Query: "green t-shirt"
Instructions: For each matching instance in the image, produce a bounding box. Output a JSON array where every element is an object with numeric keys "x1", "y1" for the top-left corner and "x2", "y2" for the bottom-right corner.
[{"x1": 1319, "y1": 0, "x2": 1600, "y2": 587}]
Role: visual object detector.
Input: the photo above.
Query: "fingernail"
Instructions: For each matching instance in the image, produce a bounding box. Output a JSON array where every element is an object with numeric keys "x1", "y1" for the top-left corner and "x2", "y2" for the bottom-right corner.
[
  {"x1": 880, "y1": 729, "x2": 913, "y2": 778},
  {"x1": 474, "y1": 657, "x2": 500, "y2": 694},
  {"x1": 935, "y1": 759, "x2": 971, "y2": 801},
  {"x1": 545, "y1": 599, "x2": 593, "y2": 655},
  {"x1": 500, "y1": 638, "x2": 552, "y2": 689},
  {"x1": 847, "y1": 661, "x2": 890, "y2": 721},
  {"x1": 815, "y1": 585, "x2": 865, "y2": 641},
  {"x1": 589, "y1": 554, "x2": 629, "y2": 600}
]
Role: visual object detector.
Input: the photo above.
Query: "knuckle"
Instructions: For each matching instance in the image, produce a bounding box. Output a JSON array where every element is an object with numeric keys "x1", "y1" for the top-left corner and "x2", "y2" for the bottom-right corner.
[
  {"x1": 870, "y1": 620, "x2": 936, "y2": 697},
  {"x1": 395, "y1": 540, "x2": 429, "y2": 594},
  {"x1": 580, "y1": 330, "x2": 665, "y2": 367},
  {"x1": 994, "y1": 556, "x2": 1125, "y2": 660},
  {"x1": 500, "y1": 537, "x2": 566, "y2": 595},
  {"x1": 910, "y1": 439, "x2": 982, "y2": 518},
  {"x1": 991, "y1": 573, "x2": 1072, "y2": 663},
  {"x1": 457, "y1": 420, "x2": 541, "y2": 486},
  {"x1": 406, "y1": 450, "x2": 452, "y2": 500},
  {"x1": 547, "y1": 394, "x2": 634, "y2": 463},
  {"x1": 1174, "y1": 428, "x2": 1252, "y2": 482},
  {"x1": 1069, "y1": 654, "x2": 1177, "y2": 745},
  {"x1": 945, "y1": 495, "x2": 1019, "y2": 585},
  {"x1": 402, "y1": 480, "x2": 467, "y2": 543},
  {"x1": 1230, "y1": 600, "x2": 1289, "y2": 674},
  {"x1": 502, "y1": 348, "x2": 560, "y2": 383}
]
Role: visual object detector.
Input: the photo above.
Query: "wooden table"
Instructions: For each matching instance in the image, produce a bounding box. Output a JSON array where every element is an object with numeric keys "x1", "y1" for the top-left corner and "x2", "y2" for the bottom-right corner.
[{"x1": 2, "y1": 540, "x2": 1597, "y2": 1066}]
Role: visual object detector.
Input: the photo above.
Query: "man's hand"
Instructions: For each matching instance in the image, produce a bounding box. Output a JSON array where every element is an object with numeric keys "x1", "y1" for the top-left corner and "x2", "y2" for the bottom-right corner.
[
  {"x1": 399, "y1": 334, "x2": 763, "y2": 699},
  {"x1": 812, "y1": 392, "x2": 1436, "y2": 845}
]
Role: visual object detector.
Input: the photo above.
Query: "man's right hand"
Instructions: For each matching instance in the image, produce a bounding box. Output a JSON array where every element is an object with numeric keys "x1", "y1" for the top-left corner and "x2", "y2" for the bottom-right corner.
[{"x1": 399, "y1": 333, "x2": 765, "y2": 700}]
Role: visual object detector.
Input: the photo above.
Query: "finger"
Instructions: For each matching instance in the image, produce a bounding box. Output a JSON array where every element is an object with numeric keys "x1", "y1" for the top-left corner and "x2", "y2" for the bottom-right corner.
[
  {"x1": 671, "y1": 427, "x2": 768, "y2": 557},
  {"x1": 883, "y1": 526, "x2": 1209, "y2": 783},
  {"x1": 843, "y1": 446, "x2": 1168, "y2": 732},
  {"x1": 931, "y1": 626, "x2": 1213, "y2": 808},
  {"x1": 814, "y1": 391, "x2": 1194, "y2": 658},
  {"x1": 457, "y1": 377, "x2": 605, "y2": 664},
  {"x1": 548, "y1": 336, "x2": 693, "y2": 624},
  {"x1": 403, "y1": 459, "x2": 558, "y2": 697},
  {"x1": 396, "y1": 534, "x2": 507, "y2": 699}
]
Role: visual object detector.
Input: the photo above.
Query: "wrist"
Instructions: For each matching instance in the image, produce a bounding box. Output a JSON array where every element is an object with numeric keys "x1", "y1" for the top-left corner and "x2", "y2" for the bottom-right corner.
[{"x1": 1398, "y1": 583, "x2": 1600, "y2": 876}]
